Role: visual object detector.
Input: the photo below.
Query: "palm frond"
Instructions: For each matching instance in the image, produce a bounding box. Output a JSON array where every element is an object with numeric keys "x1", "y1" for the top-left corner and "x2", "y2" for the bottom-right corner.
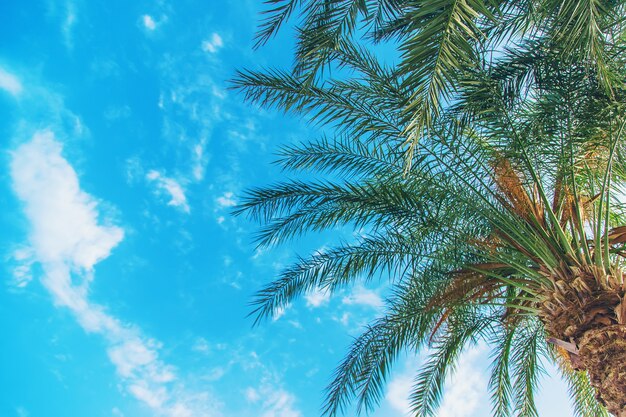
[
  {"x1": 399, "y1": 0, "x2": 494, "y2": 163},
  {"x1": 509, "y1": 321, "x2": 546, "y2": 417},
  {"x1": 323, "y1": 278, "x2": 440, "y2": 416},
  {"x1": 248, "y1": 231, "x2": 423, "y2": 322},
  {"x1": 275, "y1": 136, "x2": 405, "y2": 177},
  {"x1": 409, "y1": 312, "x2": 494, "y2": 417}
]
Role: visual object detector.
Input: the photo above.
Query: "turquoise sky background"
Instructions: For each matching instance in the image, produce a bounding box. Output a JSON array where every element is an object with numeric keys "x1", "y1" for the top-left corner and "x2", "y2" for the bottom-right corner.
[{"x1": 1, "y1": 1, "x2": 578, "y2": 416}]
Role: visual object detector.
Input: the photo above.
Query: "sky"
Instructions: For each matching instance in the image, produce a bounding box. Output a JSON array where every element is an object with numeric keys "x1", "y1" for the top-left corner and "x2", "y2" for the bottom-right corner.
[{"x1": 0, "y1": 1, "x2": 578, "y2": 417}]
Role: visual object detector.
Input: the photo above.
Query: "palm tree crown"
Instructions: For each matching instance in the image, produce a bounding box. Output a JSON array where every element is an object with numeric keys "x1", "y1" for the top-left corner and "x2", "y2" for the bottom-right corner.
[{"x1": 233, "y1": 1, "x2": 626, "y2": 416}]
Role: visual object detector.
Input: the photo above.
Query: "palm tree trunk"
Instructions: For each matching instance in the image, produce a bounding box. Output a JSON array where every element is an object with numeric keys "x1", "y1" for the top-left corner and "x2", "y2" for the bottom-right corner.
[
  {"x1": 578, "y1": 326, "x2": 626, "y2": 416},
  {"x1": 540, "y1": 266, "x2": 626, "y2": 416}
]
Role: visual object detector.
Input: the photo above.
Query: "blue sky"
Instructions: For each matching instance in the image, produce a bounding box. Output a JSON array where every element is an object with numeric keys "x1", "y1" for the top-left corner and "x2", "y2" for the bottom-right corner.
[{"x1": 0, "y1": 1, "x2": 577, "y2": 417}]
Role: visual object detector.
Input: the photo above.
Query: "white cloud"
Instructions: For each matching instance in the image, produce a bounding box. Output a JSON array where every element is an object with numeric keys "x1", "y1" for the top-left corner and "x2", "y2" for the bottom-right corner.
[
  {"x1": 125, "y1": 157, "x2": 144, "y2": 184},
  {"x1": 192, "y1": 140, "x2": 208, "y2": 181},
  {"x1": 154, "y1": 44, "x2": 224, "y2": 193},
  {"x1": 260, "y1": 388, "x2": 301, "y2": 417},
  {"x1": 288, "y1": 320, "x2": 302, "y2": 329},
  {"x1": 0, "y1": 67, "x2": 23, "y2": 96},
  {"x1": 244, "y1": 380, "x2": 301, "y2": 417},
  {"x1": 245, "y1": 387, "x2": 260, "y2": 402},
  {"x1": 146, "y1": 170, "x2": 190, "y2": 213},
  {"x1": 305, "y1": 287, "x2": 330, "y2": 308},
  {"x1": 126, "y1": 159, "x2": 194, "y2": 214},
  {"x1": 169, "y1": 402, "x2": 193, "y2": 417},
  {"x1": 437, "y1": 347, "x2": 485, "y2": 417},
  {"x1": 129, "y1": 382, "x2": 167, "y2": 409},
  {"x1": 202, "y1": 33, "x2": 223, "y2": 53},
  {"x1": 331, "y1": 312, "x2": 350, "y2": 327},
  {"x1": 10, "y1": 131, "x2": 214, "y2": 417},
  {"x1": 10, "y1": 247, "x2": 35, "y2": 288},
  {"x1": 272, "y1": 305, "x2": 287, "y2": 322},
  {"x1": 11, "y1": 132, "x2": 124, "y2": 270},
  {"x1": 108, "y1": 338, "x2": 172, "y2": 380},
  {"x1": 143, "y1": 14, "x2": 156, "y2": 30},
  {"x1": 386, "y1": 372, "x2": 413, "y2": 416},
  {"x1": 192, "y1": 337, "x2": 211, "y2": 354},
  {"x1": 104, "y1": 105, "x2": 132, "y2": 121},
  {"x1": 62, "y1": 1, "x2": 77, "y2": 49},
  {"x1": 205, "y1": 366, "x2": 227, "y2": 381},
  {"x1": 216, "y1": 191, "x2": 236, "y2": 208},
  {"x1": 342, "y1": 285, "x2": 383, "y2": 310}
]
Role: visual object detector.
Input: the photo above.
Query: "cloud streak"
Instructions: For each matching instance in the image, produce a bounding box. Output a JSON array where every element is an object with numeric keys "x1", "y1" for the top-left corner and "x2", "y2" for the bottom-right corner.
[
  {"x1": 305, "y1": 287, "x2": 330, "y2": 308},
  {"x1": 0, "y1": 67, "x2": 23, "y2": 96},
  {"x1": 202, "y1": 33, "x2": 223, "y2": 54},
  {"x1": 10, "y1": 131, "x2": 214, "y2": 417},
  {"x1": 342, "y1": 285, "x2": 383, "y2": 310},
  {"x1": 62, "y1": 1, "x2": 77, "y2": 49},
  {"x1": 216, "y1": 191, "x2": 236, "y2": 209},
  {"x1": 146, "y1": 169, "x2": 191, "y2": 213},
  {"x1": 244, "y1": 376, "x2": 302, "y2": 417},
  {"x1": 143, "y1": 14, "x2": 157, "y2": 31}
]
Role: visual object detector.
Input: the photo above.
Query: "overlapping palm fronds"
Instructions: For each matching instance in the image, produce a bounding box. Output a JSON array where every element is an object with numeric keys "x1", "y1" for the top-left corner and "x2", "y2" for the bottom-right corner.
[
  {"x1": 243, "y1": 0, "x2": 626, "y2": 162},
  {"x1": 233, "y1": 1, "x2": 626, "y2": 416}
]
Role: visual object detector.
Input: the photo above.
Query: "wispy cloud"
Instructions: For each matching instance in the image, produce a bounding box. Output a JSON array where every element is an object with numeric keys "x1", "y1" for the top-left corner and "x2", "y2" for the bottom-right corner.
[
  {"x1": 9, "y1": 247, "x2": 35, "y2": 288},
  {"x1": 216, "y1": 191, "x2": 236, "y2": 208},
  {"x1": 332, "y1": 312, "x2": 350, "y2": 327},
  {"x1": 342, "y1": 285, "x2": 383, "y2": 310},
  {"x1": 10, "y1": 131, "x2": 215, "y2": 417},
  {"x1": 143, "y1": 14, "x2": 157, "y2": 31},
  {"x1": 192, "y1": 138, "x2": 209, "y2": 181},
  {"x1": 305, "y1": 287, "x2": 331, "y2": 308},
  {"x1": 437, "y1": 346, "x2": 485, "y2": 417},
  {"x1": 192, "y1": 337, "x2": 211, "y2": 354},
  {"x1": 202, "y1": 33, "x2": 223, "y2": 53},
  {"x1": 245, "y1": 387, "x2": 260, "y2": 402},
  {"x1": 259, "y1": 387, "x2": 301, "y2": 417},
  {"x1": 244, "y1": 378, "x2": 301, "y2": 417},
  {"x1": 154, "y1": 49, "x2": 221, "y2": 193},
  {"x1": 62, "y1": 1, "x2": 77, "y2": 49},
  {"x1": 146, "y1": 170, "x2": 190, "y2": 213},
  {"x1": 104, "y1": 105, "x2": 132, "y2": 121},
  {"x1": 0, "y1": 67, "x2": 23, "y2": 97},
  {"x1": 386, "y1": 370, "x2": 413, "y2": 416}
]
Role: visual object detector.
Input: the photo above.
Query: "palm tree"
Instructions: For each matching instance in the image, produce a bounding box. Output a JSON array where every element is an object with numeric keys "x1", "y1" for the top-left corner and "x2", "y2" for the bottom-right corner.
[{"x1": 233, "y1": 1, "x2": 626, "y2": 416}]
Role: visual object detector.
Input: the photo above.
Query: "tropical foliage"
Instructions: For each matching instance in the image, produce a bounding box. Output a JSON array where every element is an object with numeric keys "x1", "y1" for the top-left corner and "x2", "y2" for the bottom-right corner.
[{"x1": 234, "y1": 1, "x2": 626, "y2": 416}]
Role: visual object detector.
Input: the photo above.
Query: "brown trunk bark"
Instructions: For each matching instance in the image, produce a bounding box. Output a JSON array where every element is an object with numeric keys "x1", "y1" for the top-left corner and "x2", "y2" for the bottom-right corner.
[
  {"x1": 578, "y1": 325, "x2": 626, "y2": 415},
  {"x1": 539, "y1": 266, "x2": 626, "y2": 416}
]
